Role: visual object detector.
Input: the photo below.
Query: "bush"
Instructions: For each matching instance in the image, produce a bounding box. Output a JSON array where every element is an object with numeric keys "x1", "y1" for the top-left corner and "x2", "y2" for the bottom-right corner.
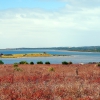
[
  {"x1": 45, "y1": 61, "x2": 50, "y2": 64},
  {"x1": 62, "y1": 61, "x2": 68, "y2": 65},
  {"x1": 30, "y1": 61, "x2": 34, "y2": 65},
  {"x1": 49, "y1": 67, "x2": 55, "y2": 72},
  {"x1": 88, "y1": 62, "x2": 97, "y2": 64},
  {"x1": 19, "y1": 61, "x2": 28, "y2": 64},
  {"x1": 0, "y1": 60, "x2": 4, "y2": 64},
  {"x1": 13, "y1": 63, "x2": 18, "y2": 67},
  {"x1": 37, "y1": 61, "x2": 43, "y2": 64},
  {"x1": 68, "y1": 61, "x2": 73, "y2": 64},
  {"x1": 97, "y1": 63, "x2": 100, "y2": 67},
  {"x1": 13, "y1": 63, "x2": 22, "y2": 71},
  {"x1": 14, "y1": 67, "x2": 22, "y2": 71}
]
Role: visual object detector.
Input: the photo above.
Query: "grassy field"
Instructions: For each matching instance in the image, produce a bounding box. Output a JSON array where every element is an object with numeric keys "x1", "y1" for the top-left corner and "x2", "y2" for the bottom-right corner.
[
  {"x1": 1, "y1": 53, "x2": 53, "y2": 58},
  {"x1": 0, "y1": 64, "x2": 100, "y2": 100}
]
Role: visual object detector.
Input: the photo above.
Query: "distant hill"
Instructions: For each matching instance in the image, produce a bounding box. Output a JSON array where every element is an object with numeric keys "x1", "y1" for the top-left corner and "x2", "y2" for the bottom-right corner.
[
  {"x1": 1, "y1": 46, "x2": 100, "y2": 52},
  {"x1": 52, "y1": 46, "x2": 100, "y2": 52}
]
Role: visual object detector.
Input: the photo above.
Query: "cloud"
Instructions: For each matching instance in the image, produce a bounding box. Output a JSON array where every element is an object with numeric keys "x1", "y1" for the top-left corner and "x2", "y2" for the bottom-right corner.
[
  {"x1": 0, "y1": 32, "x2": 2, "y2": 35},
  {"x1": 59, "y1": 0, "x2": 100, "y2": 8},
  {"x1": 0, "y1": 0, "x2": 100, "y2": 48}
]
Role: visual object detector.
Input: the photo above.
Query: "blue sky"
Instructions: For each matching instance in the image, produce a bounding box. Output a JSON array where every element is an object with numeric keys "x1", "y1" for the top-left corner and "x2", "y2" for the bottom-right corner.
[
  {"x1": 0, "y1": 0, "x2": 65, "y2": 10},
  {"x1": 0, "y1": 0, "x2": 100, "y2": 48}
]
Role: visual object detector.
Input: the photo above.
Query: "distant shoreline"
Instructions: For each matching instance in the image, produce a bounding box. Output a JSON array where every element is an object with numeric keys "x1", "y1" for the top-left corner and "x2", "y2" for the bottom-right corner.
[{"x1": 0, "y1": 45, "x2": 100, "y2": 52}]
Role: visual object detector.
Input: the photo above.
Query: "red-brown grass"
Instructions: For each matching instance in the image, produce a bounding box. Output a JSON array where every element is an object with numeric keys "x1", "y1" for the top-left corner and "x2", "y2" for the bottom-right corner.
[{"x1": 0, "y1": 64, "x2": 100, "y2": 100}]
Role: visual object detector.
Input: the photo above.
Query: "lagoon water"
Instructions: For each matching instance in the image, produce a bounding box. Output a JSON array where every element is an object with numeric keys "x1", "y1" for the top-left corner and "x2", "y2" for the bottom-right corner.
[{"x1": 0, "y1": 49, "x2": 100, "y2": 64}]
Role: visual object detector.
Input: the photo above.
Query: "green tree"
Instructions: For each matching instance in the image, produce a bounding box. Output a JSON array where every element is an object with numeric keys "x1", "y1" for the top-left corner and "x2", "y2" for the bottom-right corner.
[{"x1": 0, "y1": 60, "x2": 4, "y2": 64}]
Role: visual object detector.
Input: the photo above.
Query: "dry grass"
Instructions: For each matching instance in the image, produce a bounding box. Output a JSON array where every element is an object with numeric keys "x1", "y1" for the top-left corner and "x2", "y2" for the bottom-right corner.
[{"x1": 1, "y1": 53, "x2": 53, "y2": 58}]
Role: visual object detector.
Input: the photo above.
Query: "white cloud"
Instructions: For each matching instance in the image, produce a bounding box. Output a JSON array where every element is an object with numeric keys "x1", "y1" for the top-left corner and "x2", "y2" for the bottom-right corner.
[
  {"x1": 59, "y1": 0, "x2": 100, "y2": 8},
  {"x1": 0, "y1": 0, "x2": 100, "y2": 48},
  {"x1": 0, "y1": 32, "x2": 2, "y2": 35}
]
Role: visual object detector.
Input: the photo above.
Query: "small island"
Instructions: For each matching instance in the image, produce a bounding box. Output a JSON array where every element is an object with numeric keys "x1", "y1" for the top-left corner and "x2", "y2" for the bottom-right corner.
[
  {"x1": 0, "y1": 53, "x2": 53, "y2": 58},
  {"x1": 0, "y1": 53, "x2": 69, "y2": 58}
]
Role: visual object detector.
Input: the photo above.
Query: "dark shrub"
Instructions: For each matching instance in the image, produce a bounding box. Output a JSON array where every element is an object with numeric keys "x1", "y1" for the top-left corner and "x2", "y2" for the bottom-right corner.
[
  {"x1": 62, "y1": 61, "x2": 68, "y2": 65},
  {"x1": 45, "y1": 61, "x2": 50, "y2": 64},
  {"x1": 93, "y1": 62, "x2": 97, "y2": 64},
  {"x1": 68, "y1": 61, "x2": 73, "y2": 64},
  {"x1": 97, "y1": 63, "x2": 100, "y2": 67},
  {"x1": 0, "y1": 60, "x2": 4, "y2": 64},
  {"x1": 89, "y1": 62, "x2": 97, "y2": 64},
  {"x1": 37, "y1": 61, "x2": 43, "y2": 64},
  {"x1": 30, "y1": 61, "x2": 34, "y2": 65},
  {"x1": 13, "y1": 63, "x2": 18, "y2": 67},
  {"x1": 19, "y1": 61, "x2": 28, "y2": 64}
]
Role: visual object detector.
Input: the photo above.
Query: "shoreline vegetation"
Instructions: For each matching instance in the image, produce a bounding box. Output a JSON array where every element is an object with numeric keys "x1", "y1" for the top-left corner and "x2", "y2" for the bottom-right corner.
[{"x1": 0, "y1": 53, "x2": 69, "y2": 58}]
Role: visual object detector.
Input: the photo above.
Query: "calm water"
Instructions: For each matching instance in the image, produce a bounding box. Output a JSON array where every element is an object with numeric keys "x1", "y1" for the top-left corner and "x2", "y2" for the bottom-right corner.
[{"x1": 0, "y1": 49, "x2": 100, "y2": 64}]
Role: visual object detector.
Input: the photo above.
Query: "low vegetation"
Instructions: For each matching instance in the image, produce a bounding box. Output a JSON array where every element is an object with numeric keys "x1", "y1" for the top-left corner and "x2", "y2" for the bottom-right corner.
[
  {"x1": 62, "y1": 61, "x2": 68, "y2": 65},
  {"x1": 30, "y1": 61, "x2": 34, "y2": 65},
  {"x1": 0, "y1": 64, "x2": 100, "y2": 100},
  {"x1": 13, "y1": 63, "x2": 18, "y2": 67},
  {"x1": 45, "y1": 61, "x2": 50, "y2": 64},
  {"x1": 48, "y1": 67, "x2": 55, "y2": 72},
  {"x1": 13, "y1": 63, "x2": 22, "y2": 71},
  {"x1": 0, "y1": 60, "x2": 4, "y2": 64},
  {"x1": 19, "y1": 61, "x2": 28, "y2": 64},
  {"x1": 68, "y1": 61, "x2": 73, "y2": 64},
  {"x1": 0, "y1": 53, "x2": 53, "y2": 58},
  {"x1": 37, "y1": 61, "x2": 43, "y2": 64},
  {"x1": 97, "y1": 63, "x2": 100, "y2": 67}
]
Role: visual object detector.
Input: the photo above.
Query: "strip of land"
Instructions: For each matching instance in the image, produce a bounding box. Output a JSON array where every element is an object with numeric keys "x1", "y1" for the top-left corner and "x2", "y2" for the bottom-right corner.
[
  {"x1": 0, "y1": 53, "x2": 53, "y2": 58},
  {"x1": 1, "y1": 46, "x2": 100, "y2": 52},
  {"x1": 0, "y1": 53, "x2": 68, "y2": 58}
]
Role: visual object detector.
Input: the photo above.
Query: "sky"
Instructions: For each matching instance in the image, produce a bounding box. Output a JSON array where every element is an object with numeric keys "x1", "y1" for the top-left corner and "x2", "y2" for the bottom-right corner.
[{"x1": 0, "y1": 0, "x2": 100, "y2": 48}]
